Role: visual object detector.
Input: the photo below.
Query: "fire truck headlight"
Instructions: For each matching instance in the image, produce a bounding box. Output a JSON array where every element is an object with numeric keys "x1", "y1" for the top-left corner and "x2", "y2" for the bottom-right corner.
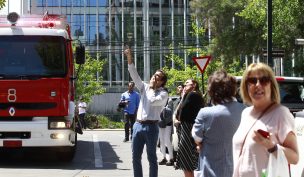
[
  {"x1": 49, "y1": 121, "x2": 67, "y2": 129},
  {"x1": 50, "y1": 133, "x2": 65, "y2": 139}
]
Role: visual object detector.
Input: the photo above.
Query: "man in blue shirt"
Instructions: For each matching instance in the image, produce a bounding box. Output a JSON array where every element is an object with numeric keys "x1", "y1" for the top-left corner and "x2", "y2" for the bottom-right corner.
[{"x1": 120, "y1": 81, "x2": 140, "y2": 142}]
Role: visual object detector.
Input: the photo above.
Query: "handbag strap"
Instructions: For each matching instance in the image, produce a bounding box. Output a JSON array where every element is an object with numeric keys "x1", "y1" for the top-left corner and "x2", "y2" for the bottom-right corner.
[
  {"x1": 173, "y1": 97, "x2": 183, "y2": 121},
  {"x1": 238, "y1": 102, "x2": 275, "y2": 157},
  {"x1": 162, "y1": 106, "x2": 166, "y2": 118}
]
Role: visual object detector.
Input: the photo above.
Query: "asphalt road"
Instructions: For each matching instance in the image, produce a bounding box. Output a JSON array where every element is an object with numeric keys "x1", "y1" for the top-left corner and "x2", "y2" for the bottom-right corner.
[{"x1": 0, "y1": 130, "x2": 184, "y2": 177}]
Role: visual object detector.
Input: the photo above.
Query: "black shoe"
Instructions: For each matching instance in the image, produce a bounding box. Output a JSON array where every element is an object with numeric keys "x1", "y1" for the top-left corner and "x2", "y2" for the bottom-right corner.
[
  {"x1": 158, "y1": 158, "x2": 167, "y2": 165},
  {"x1": 123, "y1": 138, "x2": 129, "y2": 142},
  {"x1": 166, "y1": 159, "x2": 174, "y2": 166}
]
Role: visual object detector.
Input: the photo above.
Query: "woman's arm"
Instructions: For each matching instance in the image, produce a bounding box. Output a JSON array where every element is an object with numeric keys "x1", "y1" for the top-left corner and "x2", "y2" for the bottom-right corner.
[
  {"x1": 192, "y1": 109, "x2": 205, "y2": 143},
  {"x1": 253, "y1": 131, "x2": 299, "y2": 164},
  {"x1": 253, "y1": 106, "x2": 299, "y2": 164},
  {"x1": 281, "y1": 132, "x2": 299, "y2": 164},
  {"x1": 192, "y1": 114, "x2": 204, "y2": 152}
]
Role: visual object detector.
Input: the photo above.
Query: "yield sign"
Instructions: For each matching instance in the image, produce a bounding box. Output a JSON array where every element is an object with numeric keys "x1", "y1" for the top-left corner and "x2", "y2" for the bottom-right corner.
[{"x1": 192, "y1": 56, "x2": 211, "y2": 73}]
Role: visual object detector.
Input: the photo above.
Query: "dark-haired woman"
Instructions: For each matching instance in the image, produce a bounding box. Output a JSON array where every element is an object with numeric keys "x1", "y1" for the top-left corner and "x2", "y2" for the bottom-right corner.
[
  {"x1": 192, "y1": 70, "x2": 246, "y2": 177},
  {"x1": 175, "y1": 79, "x2": 204, "y2": 177}
]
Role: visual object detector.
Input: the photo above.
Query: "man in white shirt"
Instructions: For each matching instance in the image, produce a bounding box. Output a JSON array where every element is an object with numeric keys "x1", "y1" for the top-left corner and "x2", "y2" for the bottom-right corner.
[
  {"x1": 124, "y1": 47, "x2": 168, "y2": 177},
  {"x1": 78, "y1": 96, "x2": 87, "y2": 129}
]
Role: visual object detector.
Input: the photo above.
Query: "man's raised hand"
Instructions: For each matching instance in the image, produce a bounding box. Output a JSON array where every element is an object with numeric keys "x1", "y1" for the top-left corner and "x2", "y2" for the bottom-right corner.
[{"x1": 124, "y1": 47, "x2": 133, "y2": 64}]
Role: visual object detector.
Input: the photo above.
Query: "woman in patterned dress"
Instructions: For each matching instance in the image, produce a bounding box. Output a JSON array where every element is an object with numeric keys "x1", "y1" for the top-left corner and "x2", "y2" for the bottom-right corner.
[{"x1": 174, "y1": 79, "x2": 204, "y2": 177}]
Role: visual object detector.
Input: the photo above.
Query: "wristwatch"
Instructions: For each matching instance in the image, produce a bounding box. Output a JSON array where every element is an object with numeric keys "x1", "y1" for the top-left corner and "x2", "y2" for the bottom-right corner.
[{"x1": 268, "y1": 144, "x2": 278, "y2": 153}]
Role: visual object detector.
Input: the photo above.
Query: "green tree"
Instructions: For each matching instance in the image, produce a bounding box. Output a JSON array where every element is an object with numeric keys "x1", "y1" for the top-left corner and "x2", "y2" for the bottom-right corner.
[
  {"x1": 163, "y1": 54, "x2": 245, "y2": 97},
  {"x1": 0, "y1": 0, "x2": 5, "y2": 9},
  {"x1": 189, "y1": 0, "x2": 263, "y2": 64},
  {"x1": 75, "y1": 53, "x2": 105, "y2": 103},
  {"x1": 238, "y1": 0, "x2": 304, "y2": 75},
  {"x1": 163, "y1": 16, "x2": 245, "y2": 96},
  {"x1": 239, "y1": 0, "x2": 304, "y2": 50},
  {"x1": 189, "y1": 0, "x2": 304, "y2": 76}
]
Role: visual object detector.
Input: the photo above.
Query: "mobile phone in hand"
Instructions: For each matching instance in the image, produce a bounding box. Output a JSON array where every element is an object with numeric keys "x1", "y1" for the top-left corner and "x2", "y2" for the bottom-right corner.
[
  {"x1": 124, "y1": 45, "x2": 130, "y2": 50},
  {"x1": 257, "y1": 129, "x2": 270, "y2": 138}
]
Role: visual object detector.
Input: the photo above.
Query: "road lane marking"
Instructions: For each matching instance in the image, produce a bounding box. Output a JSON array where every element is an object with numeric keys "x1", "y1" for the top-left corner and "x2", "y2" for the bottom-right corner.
[{"x1": 93, "y1": 134, "x2": 103, "y2": 168}]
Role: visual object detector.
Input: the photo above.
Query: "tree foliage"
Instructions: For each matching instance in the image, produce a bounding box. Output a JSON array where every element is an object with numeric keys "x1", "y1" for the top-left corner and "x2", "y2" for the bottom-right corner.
[
  {"x1": 238, "y1": 0, "x2": 304, "y2": 75},
  {"x1": 189, "y1": 0, "x2": 304, "y2": 76},
  {"x1": 238, "y1": 0, "x2": 304, "y2": 50},
  {"x1": 189, "y1": 0, "x2": 263, "y2": 63},
  {"x1": 75, "y1": 53, "x2": 105, "y2": 103},
  {"x1": 163, "y1": 54, "x2": 245, "y2": 96},
  {"x1": 0, "y1": 0, "x2": 5, "y2": 9},
  {"x1": 163, "y1": 16, "x2": 245, "y2": 96}
]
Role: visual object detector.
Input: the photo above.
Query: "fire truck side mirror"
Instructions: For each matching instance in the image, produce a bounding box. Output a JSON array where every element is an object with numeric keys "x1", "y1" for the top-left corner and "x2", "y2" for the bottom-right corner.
[{"x1": 75, "y1": 45, "x2": 85, "y2": 64}]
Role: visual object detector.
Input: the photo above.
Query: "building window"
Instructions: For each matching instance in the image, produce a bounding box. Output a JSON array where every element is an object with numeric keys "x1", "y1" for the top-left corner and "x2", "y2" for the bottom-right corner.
[
  {"x1": 98, "y1": 15, "x2": 108, "y2": 46},
  {"x1": 73, "y1": 0, "x2": 85, "y2": 7},
  {"x1": 37, "y1": 0, "x2": 60, "y2": 6},
  {"x1": 99, "y1": 0, "x2": 109, "y2": 7},
  {"x1": 68, "y1": 14, "x2": 84, "y2": 38},
  {"x1": 36, "y1": 0, "x2": 44, "y2": 6},
  {"x1": 87, "y1": 0, "x2": 109, "y2": 7},
  {"x1": 152, "y1": 17, "x2": 159, "y2": 26},
  {"x1": 62, "y1": 0, "x2": 72, "y2": 6},
  {"x1": 86, "y1": 15, "x2": 96, "y2": 45},
  {"x1": 48, "y1": 0, "x2": 59, "y2": 6}
]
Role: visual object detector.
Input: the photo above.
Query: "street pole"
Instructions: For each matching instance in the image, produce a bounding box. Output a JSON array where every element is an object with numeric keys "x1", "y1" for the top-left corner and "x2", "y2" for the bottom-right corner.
[
  {"x1": 201, "y1": 73, "x2": 204, "y2": 96},
  {"x1": 267, "y1": 0, "x2": 273, "y2": 67}
]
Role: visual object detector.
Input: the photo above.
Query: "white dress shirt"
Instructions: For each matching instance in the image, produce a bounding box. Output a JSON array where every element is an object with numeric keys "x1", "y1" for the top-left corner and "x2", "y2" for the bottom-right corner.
[{"x1": 128, "y1": 64, "x2": 168, "y2": 121}]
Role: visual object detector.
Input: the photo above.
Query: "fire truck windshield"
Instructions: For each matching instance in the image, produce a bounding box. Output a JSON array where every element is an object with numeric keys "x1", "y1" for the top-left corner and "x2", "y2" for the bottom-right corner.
[{"x1": 0, "y1": 35, "x2": 66, "y2": 79}]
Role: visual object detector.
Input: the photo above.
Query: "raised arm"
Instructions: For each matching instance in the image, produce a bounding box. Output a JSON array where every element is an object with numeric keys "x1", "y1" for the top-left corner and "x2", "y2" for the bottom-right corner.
[
  {"x1": 124, "y1": 47, "x2": 133, "y2": 65},
  {"x1": 124, "y1": 48, "x2": 144, "y2": 90}
]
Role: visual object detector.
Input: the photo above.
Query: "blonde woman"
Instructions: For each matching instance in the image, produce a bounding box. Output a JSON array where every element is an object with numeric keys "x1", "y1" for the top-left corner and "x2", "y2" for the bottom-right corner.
[{"x1": 232, "y1": 63, "x2": 299, "y2": 176}]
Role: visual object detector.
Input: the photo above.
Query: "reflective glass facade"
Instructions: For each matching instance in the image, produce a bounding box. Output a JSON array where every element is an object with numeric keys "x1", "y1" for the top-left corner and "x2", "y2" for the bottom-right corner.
[
  {"x1": 29, "y1": 0, "x2": 196, "y2": 88},
  {"x1": 37, "y1": 0, "x2": 108, "y2": 7}
]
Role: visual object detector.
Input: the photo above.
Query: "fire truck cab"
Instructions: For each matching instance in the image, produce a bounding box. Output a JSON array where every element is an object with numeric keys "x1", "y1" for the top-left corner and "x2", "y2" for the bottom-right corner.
[{"x1": 0, "y1": 12, "x2": 85, "y2": 161}]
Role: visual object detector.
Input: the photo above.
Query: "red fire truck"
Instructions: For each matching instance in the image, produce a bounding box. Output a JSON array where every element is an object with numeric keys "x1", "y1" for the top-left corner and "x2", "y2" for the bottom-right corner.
[{"x1": 0, "y1": 12, "x2": 85, "y2": 161}]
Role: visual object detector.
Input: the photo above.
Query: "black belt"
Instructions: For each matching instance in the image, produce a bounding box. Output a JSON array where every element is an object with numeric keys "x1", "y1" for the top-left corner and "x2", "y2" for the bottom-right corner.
[{"x1": 136, "y1": 119, "x2": 158, "y2": 124}]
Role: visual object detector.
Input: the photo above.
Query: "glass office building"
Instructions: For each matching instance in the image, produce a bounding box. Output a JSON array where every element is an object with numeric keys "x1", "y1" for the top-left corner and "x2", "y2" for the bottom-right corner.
[{"x1": 22, "y1": 0, "x2": 198, "y2": 89}]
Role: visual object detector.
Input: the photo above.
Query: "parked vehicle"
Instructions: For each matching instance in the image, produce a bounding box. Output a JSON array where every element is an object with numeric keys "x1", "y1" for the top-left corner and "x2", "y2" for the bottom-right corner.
[
  {"x1": 236, "y1": 76, "x2": 304, "y2": 115},
  {"x1": 290, "y1": 111, "x2": 304, "y2": 177},
  {"x1": 0, "y1": 12, "x2": 85, "y2": 161}
]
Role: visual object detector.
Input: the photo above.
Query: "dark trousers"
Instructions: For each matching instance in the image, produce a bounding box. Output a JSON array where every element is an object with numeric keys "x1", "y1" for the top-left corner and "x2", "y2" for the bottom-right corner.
[
  {"x1": 124, "y1": 113, "x2": 136, "y2": 140},
  {"x1": 79, "y1": 113, "x2": 86, "y2": 129}
]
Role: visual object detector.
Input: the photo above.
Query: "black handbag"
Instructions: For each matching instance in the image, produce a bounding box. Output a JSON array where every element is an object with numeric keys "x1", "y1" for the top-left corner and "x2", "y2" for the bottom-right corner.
[{"x1": 158, "y1": 106, "x2": 173, "y2": 128}]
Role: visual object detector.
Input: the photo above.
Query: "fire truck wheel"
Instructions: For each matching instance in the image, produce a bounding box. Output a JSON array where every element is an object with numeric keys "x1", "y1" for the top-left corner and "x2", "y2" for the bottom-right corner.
[
  {"x1": 56, "y1": 146, "x2": 76, "y2": 162},
  {"x1": 56, "y1": 134, "x2": 77, "y2": 162},
  {"x1": 0, "y1": 148, "x2": 9, "y2": 159}
]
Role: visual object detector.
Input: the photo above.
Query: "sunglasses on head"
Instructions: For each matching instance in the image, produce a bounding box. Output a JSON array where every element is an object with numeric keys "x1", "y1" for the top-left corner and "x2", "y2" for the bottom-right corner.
[{"x1": 246, "y1": 76, "x2": 271, "y2": 85}]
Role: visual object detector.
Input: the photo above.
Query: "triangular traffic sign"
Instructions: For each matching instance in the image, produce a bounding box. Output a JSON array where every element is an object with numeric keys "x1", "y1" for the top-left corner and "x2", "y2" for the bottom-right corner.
[{"x1": 192, "y1": 56, "x2": 211, "y2": 73}]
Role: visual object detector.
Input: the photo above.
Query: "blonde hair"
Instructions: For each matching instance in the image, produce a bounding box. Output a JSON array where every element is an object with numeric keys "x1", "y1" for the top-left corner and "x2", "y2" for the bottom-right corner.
[{"x1": 240, "y1": 63, "x2": 280, "y2": 105}]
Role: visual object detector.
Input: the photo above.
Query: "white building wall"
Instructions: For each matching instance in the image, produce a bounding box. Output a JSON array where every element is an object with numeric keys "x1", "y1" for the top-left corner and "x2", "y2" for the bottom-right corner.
[{"x1": 0, "y1": 0, "x2": 22, "y2": 15}]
